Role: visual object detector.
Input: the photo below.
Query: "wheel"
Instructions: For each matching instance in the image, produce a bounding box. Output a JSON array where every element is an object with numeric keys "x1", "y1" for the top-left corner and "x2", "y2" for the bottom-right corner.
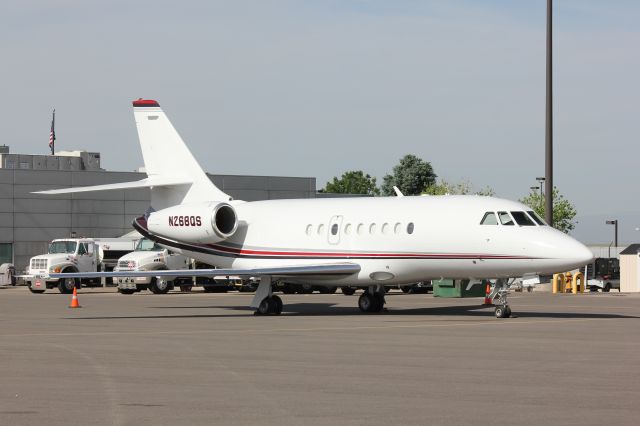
[
  {"x1": 150, "y1": 277, "x2": 170, "y2": 294},
  {"x1": 299, "y1": 284, "x2": 313, "y2": 294},
  {"x1": 118, "y1": 289, "x2": 135, "y2": 295},
  {"x1": 257, "y1": 297, "x2": 282, "y2": 315},
  {"x1": 327, "y1": 286, "x2": 337, "y2": 294},
  {"x1": 400, "y1": 285, "x2": 412, "y2": 294},
  {"x1": 495, "y1": 306, "x2": 506, "y2": 318},
  {"x1": 281, "y1": 284, "x2": 296, "y2": 294},
  {"x1": 28, "y1": 286, "x2": 45, "y2": 294},
  {"x1": 527, "y1": 286, "x2": 533, "y2": 293},
  {"x1": 179, "y1": 285, "x2": 193, "y2": 292},
  {"x1": 603, "y1": 283, "x2": 611, "y2": 293},
  {"x1": 358, "y1": 293, "x2": 382, "y2": 313},
  {"x1": 57, "y1": 277, "x2": 77, "y2": 294},
  {"x1": 203, "y1": 286, "x2": 217, "y2": 293},
  {"x1": 341, "y1": 286, "x2": 356, "y2": 296},
  {"x1": 358, "y1": 293, "x2": 374, "y2": 312},
  {"x1": 271, "y1": 295, "x2": 283, "y2": 314},
  {"x1": 504, "y1": 306, "x2": 512, "y2": 317}
]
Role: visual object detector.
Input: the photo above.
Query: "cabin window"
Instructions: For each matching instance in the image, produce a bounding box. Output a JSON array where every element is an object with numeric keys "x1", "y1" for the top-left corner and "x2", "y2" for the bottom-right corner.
[
  {"x1": 511, "y1": 211, "x2": 536, "y2": 226},
  {"x1": 527, "y1": 211, "x2": 546, "y2": 226},
  {"x1": 394, "y1": 223, "x2": 401, "y2": 234},
  {"x1": 357, "y1": 223, "x2": 364, "y2": 235},
  {"x1": 382, "y1": 223, "x2": 390, "y2": 234},
  {"x1": 344, "y1": 223, "x2": 352, "y2": 235},
  {"x1": 305, "y1": 224, "x2": 313, "y2": 235},
  {"x1": 369, "y1": 223, "x2": 377, "y2": 234},
  {"x1": 331, "y1": 223, "x2": 339, "y2": 235},
  {"x1": 498, "y1": 212, "x2": 514, "y2": 226},
  {"x1": 317, "y1": 224, "x2": 325, "y2": 235},
  {"x1": 407, "y1": 222, "x2": 415, "y2": 234},
  {"x1": 480, "y1": 212, "x2": 498, "y2": 225}
]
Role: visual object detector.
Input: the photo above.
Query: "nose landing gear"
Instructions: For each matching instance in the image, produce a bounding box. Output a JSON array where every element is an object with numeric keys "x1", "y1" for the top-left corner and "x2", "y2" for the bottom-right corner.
[
  {"x1": 492, "y1": 279, "x2": 512, "y2": 318},
  {"x1": 358, "y1": 286, "x2": 386, "y2": 313}
]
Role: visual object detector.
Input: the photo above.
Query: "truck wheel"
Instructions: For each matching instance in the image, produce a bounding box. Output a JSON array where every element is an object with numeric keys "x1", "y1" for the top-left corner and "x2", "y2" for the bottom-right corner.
[
  {"x1": 58, "y1": 277, "x2": 78, "y2": 294},
  {"x1": 149, "y1": 277, "x2": 170, "y2": 294},
  {"x1": 341, "y1": 286, "x2": 356, "y2": 296},
  {"x1": 118, "y1": 289, "x2": 135, "y2": 295}
]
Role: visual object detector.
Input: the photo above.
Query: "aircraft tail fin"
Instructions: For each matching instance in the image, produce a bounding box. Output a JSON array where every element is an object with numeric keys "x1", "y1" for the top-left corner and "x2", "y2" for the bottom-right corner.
[{"x1": 132, "y1": 99, "x2": 230, "y2": 208}]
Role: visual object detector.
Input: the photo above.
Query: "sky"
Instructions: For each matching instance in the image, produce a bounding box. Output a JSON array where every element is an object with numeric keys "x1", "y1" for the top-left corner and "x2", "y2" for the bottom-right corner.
[{"x1": 1, "y1": 0, "x2": 639, "y2": 244}]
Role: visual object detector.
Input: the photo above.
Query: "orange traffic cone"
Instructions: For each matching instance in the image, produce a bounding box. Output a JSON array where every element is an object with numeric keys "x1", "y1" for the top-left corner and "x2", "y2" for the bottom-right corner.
[
  {"x1": 69, "y1": 287, "x2": 82, "y2": 309},
  {"x1": 483, "y1": 282, "x2": 492, "y2": 305}
]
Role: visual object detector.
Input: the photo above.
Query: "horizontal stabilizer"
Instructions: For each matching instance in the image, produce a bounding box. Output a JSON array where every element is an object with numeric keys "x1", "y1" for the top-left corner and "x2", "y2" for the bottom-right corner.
[
  {"x1": 33, "y1": 176, "x2": 192, "y2": 195},
  {"x1": 46, "y1": 263, "x2": 361, "y2": 279}
]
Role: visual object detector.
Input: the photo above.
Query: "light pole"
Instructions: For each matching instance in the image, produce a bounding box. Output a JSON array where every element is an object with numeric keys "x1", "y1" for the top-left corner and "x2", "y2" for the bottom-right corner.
[
  {"x1": 545, "y1": 0, "x2": 554, "y2": 226},
  {"x1": 606, "y1": 220, "x2": 618, "y2": 255},
  {"x1": 536, "y1": 177, "x2": 545, "y2": 200}
]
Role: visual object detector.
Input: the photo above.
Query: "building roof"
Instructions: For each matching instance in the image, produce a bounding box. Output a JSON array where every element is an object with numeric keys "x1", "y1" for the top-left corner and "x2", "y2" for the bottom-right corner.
[{"x1": 620, "y1": 244, "x2": 640, "y2": 255}]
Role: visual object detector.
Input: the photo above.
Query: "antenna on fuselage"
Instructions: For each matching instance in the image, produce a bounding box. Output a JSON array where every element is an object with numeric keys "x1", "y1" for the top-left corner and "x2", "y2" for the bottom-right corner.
[{"x1": 393, "y1": 186, "x2": 404, "y2": 197}]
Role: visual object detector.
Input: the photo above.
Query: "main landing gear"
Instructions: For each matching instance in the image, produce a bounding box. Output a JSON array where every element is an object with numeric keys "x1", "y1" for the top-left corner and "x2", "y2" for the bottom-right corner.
[
  {"x1": 358, "y1": 286, "x2": 386, "y2": 313},
  {"x1": 251, "y1": 276, "x2": 283, "y2": 316}
]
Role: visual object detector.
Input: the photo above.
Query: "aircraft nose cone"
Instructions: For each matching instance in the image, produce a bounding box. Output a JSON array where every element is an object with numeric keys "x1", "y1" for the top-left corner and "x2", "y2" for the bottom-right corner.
[{"x1": 565, "y1": 237, "x2": 594, "y2": 268}]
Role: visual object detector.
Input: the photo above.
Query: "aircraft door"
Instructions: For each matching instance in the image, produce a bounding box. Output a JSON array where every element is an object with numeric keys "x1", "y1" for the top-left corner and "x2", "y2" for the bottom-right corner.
[{"x1": 328, "y1": 215, "x2": 343, "y2": 245}]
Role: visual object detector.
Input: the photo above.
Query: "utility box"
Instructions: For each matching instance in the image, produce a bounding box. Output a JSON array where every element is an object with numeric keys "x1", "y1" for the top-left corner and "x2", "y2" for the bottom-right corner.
[{"x1": 433, "y1": 279, "x2": 486, "y2": 298}]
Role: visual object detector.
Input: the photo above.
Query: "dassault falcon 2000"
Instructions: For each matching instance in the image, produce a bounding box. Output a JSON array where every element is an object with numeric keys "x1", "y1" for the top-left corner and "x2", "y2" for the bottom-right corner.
[{"x1": 37, "y1": 99, "x2": 593, "y2": 318}]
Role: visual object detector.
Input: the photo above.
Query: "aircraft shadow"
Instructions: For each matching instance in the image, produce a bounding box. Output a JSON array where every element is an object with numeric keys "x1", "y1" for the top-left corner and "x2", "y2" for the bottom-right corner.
[{"x1": 66, "y1": 302, "x2": 640, "y2": 320}]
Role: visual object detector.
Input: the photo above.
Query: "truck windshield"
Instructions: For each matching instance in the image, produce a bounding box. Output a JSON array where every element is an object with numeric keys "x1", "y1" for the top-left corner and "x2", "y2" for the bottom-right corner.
[
  {"x1": 135, "y1": 239, "x2": 162, "y2": 251},
  {"x1": 49, "y1": 241, "x2": 77, "y2": 254}
]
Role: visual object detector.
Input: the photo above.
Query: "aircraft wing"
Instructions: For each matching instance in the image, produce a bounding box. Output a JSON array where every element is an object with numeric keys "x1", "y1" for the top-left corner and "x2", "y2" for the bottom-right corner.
[{"x1": 47, "y1": 263, "x2": 361, "y2": 280}]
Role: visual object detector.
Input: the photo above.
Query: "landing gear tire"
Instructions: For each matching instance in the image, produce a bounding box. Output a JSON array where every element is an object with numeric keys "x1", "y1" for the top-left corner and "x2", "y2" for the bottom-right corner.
[
  {"x1": 58, "y1": 277, "x2": 77, "y2": 294},
  {"x1": 118, "y1": 289, "x2": 135, "y2": 295},
  {"x1": 400, "y1": 285, "x2": 412, "y2": 294},
  {"x1": 341, "y1": 286, "x2": 356, "y2": 296},
  {"x1": 603, "y1": 283, "x2": 611, "y2": 293},
  {"x1": 358, "y1": 292, "x2": 384, "y2": 313},
  {"x1": 495, "y1": 305, "x2": 511, "y2": 318},
  {"x1": 179, "y1": 285, "x2": 193, "y2": 292},
  {"x1": 150, "y1": 277, "x2": 170, "y2": 294},
  {"x1": 256, "y1": 295, "x2": 283, "y2": 315}
]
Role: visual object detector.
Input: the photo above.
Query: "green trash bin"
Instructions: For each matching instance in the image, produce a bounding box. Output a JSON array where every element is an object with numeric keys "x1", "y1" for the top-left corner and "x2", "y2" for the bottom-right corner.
[{"x1": 433, "y1": 279, "x2": 487, "y2": 298}]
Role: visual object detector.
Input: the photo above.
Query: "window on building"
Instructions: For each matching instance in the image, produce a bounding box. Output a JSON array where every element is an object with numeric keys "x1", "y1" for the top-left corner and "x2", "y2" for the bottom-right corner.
[{"x1": 0, "y1": 243, "x2": 12, "y2": 264}]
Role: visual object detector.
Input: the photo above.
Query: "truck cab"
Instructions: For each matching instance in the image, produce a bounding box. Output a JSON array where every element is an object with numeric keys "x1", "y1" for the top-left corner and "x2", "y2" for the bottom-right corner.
[
  {"x1": 114, "y1": 238, "x2": 191, "y2": 294},
  {"x1": 27, "y1": 238, "x2": 102, "y2": 294}
]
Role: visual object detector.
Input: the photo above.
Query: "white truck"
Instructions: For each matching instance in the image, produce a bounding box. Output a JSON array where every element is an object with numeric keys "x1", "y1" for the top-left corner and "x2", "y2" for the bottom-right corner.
[
  {"x1": 25, "y1": 236, "x2": 139, "y2": 294},
  {"x1": 114, "y1": 238, "x2": 193, "y2": 294}
]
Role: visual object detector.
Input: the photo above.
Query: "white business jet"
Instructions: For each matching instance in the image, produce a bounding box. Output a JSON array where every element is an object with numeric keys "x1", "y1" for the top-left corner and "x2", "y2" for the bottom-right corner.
[{"x1": 38, "y1": 99, "x2": 593, "y2": 317}]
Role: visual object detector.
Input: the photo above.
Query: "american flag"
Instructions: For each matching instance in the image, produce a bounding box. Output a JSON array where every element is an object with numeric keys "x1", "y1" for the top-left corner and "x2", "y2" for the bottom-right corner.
[{"x1": 49, "y1": 109, "x2": 56, "y2": 155}]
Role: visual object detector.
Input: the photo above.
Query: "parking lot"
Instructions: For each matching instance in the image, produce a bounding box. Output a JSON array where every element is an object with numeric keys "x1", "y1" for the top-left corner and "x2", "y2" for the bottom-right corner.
[{"x1": 1, "y1": 287, "x2": 639, "y2": 426}]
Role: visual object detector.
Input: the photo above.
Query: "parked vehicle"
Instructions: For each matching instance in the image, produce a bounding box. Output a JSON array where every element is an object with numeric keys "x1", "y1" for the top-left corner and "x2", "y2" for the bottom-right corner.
[
  {"x1": 586, "y1": 258, "x2": 620, "y2": 292},
  {"x1": 25, "y1": 236, "x2": 139, "y2": 293},
  {"x1": 115, "y1": 238, "x2": 192, "y2": 294}
]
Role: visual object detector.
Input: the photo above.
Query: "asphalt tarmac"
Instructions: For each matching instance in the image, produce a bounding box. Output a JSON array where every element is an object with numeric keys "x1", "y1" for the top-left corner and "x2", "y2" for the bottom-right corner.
[{"x1": 1, "y1": 286, "x2": 639, "y2": 426}]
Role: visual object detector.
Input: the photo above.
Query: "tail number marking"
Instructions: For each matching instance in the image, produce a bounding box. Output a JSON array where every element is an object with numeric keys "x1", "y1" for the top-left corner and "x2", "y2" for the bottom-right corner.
[{"x1": 169, "y1": 215, "x2": 202, "y2": 227}]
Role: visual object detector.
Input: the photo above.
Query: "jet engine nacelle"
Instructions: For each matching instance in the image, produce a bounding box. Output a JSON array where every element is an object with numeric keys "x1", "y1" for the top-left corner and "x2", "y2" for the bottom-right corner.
[{"x1": 147, "y1": 202, "x2": 238, "y2": 243}]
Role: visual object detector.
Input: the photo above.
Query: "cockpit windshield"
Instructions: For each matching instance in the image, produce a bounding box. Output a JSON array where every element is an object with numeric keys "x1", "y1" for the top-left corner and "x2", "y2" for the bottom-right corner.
[
  {"x1": 498, "y1": 211, "x2": 515, "y2": 226},
  {"x1": 135, "y1": 238, "x2": 162, "y2": 252},
  {"x1": 527, "y1": 211, "x2": 546, "y2": 226},
  {"x1": 49, "y1": 241, "x2": 77, "y2": 254},
  {"x1": 511, "y1": 211, "x2": 536, "y2": 226}
]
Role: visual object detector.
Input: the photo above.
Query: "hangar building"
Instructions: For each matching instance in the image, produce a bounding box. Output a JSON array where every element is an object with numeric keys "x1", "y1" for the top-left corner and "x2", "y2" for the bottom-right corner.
[{"x1": 0, "y1": 147, "x2": 316, "y2": 271}]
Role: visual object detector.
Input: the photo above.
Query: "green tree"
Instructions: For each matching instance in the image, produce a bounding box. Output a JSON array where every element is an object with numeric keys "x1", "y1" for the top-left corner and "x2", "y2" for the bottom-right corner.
[
  {"x1": 322, "y1": 170, "x2": 380, "y2": 196},
  {"x1": 422, "y1": 178, "x2": 495, "y2": 196},
  {"x1": 381, "y1": 154, "x2": 437, "y2": 196},
  {"x1": 520, "y1": 187, "x2": 577, "y2": 234}
]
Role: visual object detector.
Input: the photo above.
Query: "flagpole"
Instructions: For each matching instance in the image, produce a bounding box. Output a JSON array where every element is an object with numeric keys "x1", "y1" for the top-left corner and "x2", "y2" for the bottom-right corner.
[{"x1": 49, "y1": 109, "x2": 56, "y2": 155}]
